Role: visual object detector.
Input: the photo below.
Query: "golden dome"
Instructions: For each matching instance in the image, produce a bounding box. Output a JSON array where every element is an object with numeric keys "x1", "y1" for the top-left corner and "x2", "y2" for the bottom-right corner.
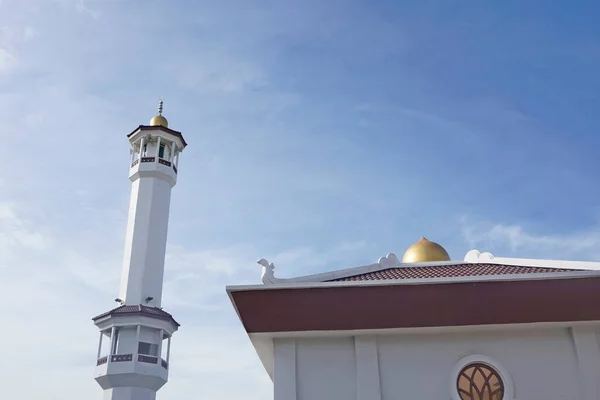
[
  {"x1": 402, "y1": 237, "x2": 451, "y2": 263},
  {"x1": 150, "y1": 114, "x2": 168, "y2": 128}
]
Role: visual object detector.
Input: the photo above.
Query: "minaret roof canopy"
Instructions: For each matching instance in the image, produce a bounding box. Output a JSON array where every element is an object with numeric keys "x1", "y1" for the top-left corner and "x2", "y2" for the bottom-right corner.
[
  {"x1": 128, "y1": 125, "x2": 188, "y2": 149},
  {"x1": 92, "y1": 304, "x2": 180, "y2": 327}
]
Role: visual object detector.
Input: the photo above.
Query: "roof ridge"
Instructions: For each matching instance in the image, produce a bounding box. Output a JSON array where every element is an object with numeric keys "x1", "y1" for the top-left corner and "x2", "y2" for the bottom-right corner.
[{"x1": 329, "y1": 262, "x2": 586, "y2": 282}]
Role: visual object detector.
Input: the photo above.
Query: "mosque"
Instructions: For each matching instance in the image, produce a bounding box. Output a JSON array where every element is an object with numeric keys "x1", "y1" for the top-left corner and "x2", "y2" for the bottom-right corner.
[
  {"x1": 90, "y1": 105, "x2": 600, "y2": 400},
  {"x1": 228, "y1": 237, "x2": 600, "y2": 400}
]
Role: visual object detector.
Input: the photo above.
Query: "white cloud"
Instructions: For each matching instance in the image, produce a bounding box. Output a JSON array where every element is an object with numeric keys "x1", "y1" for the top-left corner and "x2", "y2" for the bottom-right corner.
[
  {"x1": 162, "y1": 239, "x2": 369, "y2": 312},
  {"x1": 272, "y1": 240, "x2": 368, "y2": 273},
  {"x1": 75, "y1": 0, "x2": 100, "y2": 19},
  {"x1": 164, "y1": 326, "x2": 271, "y2": 399},
  {"x1": 8, "y1": 1, "x2": 589, "y2": 399},
  {"x1": 24, "y1": 26, "x2": 37, "y2": 41},
  {"x1": 0, "y1": 202, "x2": 51, "y2": 255},
  {"x1": 0, "y1": 3, "x2": 309, "y2": 395},
  {"x1": 0, "y1": 48, "x2": 17, "y2": 73},
  {"x1": 461, "y1": 218, "x2": 600, "y2": 261},
  {"x1": 0, "y1": 198, "x2": 274, "y2": 399},
  {"x1": 0, "y1": 196, "x2": 367, "y2": 399}
]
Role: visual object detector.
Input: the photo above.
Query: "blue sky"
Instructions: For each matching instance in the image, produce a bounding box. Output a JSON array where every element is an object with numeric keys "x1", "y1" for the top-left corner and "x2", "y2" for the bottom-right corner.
[{"x1": 2, "y1": 0, "x2": 600, "y2": 399}]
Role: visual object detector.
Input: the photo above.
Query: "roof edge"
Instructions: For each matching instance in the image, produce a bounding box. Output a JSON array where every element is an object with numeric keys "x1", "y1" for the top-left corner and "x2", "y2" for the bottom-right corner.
[
  {"x1": 464, "y1": 249, "x2": 600, "y2": 270},
  {"x1": 228, "y1": 268, "x2": 600, "y2": 293},
  {"x1": 256, "y1": 248, "x2": 600, "y2": 286}
]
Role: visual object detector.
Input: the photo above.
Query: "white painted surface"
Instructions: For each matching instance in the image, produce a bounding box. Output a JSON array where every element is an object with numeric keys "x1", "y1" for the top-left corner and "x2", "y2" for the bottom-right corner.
[
  {"x1": 272, "y1": 325, "x2": 600, "y2": 400},
  {"x1": 103, "y1": 387, "x2": 156, "y2": 400},
  {"x1": 464, "y1": 249, "x2": 600, "y2": 270},
  {"x1": 94, "y1": 124, "x2": 185, "y2": 400},
  {"x1": 273, "y1": 340, "x2": 296, "y2": 400},
  {"x1": 119, "y1": 128, "x2": 179, "y2": 307},
  {"x1": 354, "y1": 336, "x2": 381, "y2": 400},
  {"x1": 119, "y1": 159, "x2": 174, "y2": 307},
  {"x1": 295, "y1": 337, "x2": 356, "y2": 400}
]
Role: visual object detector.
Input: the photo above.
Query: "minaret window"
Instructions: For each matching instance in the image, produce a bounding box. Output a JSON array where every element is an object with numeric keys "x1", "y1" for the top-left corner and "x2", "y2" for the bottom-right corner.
[
  {"x1": 158, "y1": 143, "x2": 171, "y2": 160},
  {"x1": 138, "y1": 341, "x2": 159, "y2": 356},
  {"x1": 142, "y1": 144, "x2": 148, "y2": 156}
]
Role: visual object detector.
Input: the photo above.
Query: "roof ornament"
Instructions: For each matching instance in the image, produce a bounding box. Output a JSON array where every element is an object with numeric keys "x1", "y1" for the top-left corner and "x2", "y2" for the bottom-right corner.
[
  {"x1": 257, "y1": 258, "x2": 284, "y2": 284},
  {"x1": 378, "y1": 252, "x2": 400, "y2": 268},
  {"x1": 149, "y1": 98, "x2": 169, "y2": 127},
  {"x1": 464, "y1": 249, "x2": 495, "y2": 262}
]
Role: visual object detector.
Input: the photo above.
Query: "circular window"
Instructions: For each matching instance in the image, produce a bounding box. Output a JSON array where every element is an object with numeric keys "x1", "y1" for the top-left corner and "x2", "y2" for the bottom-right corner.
[{"x1": 456, "y1": 362, "x2": 504, "y2": 400}]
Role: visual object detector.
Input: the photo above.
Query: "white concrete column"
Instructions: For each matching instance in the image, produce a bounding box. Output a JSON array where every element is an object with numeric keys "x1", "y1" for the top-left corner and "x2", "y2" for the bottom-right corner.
[
  {"x1": 157, "y1": 330, "x2": 164, "y2": 361},
  {"x1": 166, "y1": 336, "x2": 172, "y2": 363},
  {"x1": 97, "y1": 331, "x2": 103, "y2": 359},
  {"x1": 569, "y1": 327, "x2": 600, "y2": 400},
  {"x1": 273, "y1": 339, "x2": 297, "y2": 400},
  {"x1": 133, "y1": 325, "x2": 141, "y2": 360},
  {"x1": 132, "y1": 138, "x2": 141, "y2": 162},
  {"x1": 171, "y1": 144, "x2": 177, "y2": 162},
  {"x1": 109, "y1": 327, "x2": 116, "y2": 360},
  {"x1": 354, "y1": 336, "x2": 382, "y2": 400}
]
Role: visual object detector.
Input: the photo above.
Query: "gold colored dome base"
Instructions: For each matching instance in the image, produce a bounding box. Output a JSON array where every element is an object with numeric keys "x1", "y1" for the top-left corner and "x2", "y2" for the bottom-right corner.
[
  {"x1": 150, "y1": 115, "x2": 168, "y2": 128},
  {"x1": 402, "y1": 237, "x2": 450, "y2": 263}
]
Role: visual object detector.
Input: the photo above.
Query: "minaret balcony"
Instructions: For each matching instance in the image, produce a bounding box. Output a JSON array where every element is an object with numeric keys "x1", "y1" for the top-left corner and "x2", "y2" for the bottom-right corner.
[
  {"x1": 94, "y1": 353, "x2": 170, "y2": 391},
  {"x1": 129, "y1": 154, "x2": 178, "y2": 187},
  {"x1": 96, "y1": 353, "x2": 169, "y2": 369},
  {"x1": 131, "y1": 156, "x2": 178, "y2": 174},
  {"x1": 92, "y1": 305, "x2": 179, "y2": 391},
  {"x1": 96, "y1": 354, "x2": 169, "y2": 370},
  {"x1": 130, "y1": 156, "x2": 178, "y2": 173}
]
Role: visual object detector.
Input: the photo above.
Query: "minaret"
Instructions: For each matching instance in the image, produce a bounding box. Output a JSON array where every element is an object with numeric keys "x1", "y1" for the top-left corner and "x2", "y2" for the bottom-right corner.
[{"x1": 92, "y1": 101, "x2": 187, "y2": 400}]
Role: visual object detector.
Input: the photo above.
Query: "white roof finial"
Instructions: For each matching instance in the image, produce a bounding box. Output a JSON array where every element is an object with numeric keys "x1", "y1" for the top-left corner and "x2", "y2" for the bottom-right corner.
[{"x1": 258, "y1": 258, "x2": 285, "y2": 284}]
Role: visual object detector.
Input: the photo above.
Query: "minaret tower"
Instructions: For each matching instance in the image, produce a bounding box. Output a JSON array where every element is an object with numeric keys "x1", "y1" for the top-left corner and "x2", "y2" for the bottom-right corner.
[{"x1": 92, "y1": 101, "x2": 187, "y2": 400}]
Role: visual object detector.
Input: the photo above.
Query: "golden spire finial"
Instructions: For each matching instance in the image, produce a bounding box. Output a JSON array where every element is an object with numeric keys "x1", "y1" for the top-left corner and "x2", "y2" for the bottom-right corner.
[{"x1": 150, "y1": 98, "x2": 168, "y2": 128}]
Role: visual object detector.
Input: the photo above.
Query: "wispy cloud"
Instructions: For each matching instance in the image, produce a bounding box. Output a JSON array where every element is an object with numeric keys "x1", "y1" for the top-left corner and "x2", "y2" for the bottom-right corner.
[
  {"x1": 0, "y1": 202, "x2": 50, "y2": 252},
  {"x1": 75, "y1": 0, "x2": 101, "y2": 19},
  {"x1": 0, "y1": 48, "x2": 17, "y2": 73},
  {"x1": 461, "y1": 218, "x2": 600, "y2": 261},
  {"x1": 2, "y1": 0, "x2": 600, "y2": 399}
]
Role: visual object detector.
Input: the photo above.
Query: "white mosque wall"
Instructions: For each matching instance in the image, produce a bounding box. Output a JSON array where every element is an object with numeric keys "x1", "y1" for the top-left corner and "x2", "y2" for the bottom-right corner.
[{"x1": 273, "y1": 324, "x2": 600, "y2": 400}]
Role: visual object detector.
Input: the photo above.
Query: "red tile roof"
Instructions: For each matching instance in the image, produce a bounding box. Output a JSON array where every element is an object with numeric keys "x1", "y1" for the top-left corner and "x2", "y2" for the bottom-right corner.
[{"x1": 329, "y1": 263, "x2": 583, "y2": 282}]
